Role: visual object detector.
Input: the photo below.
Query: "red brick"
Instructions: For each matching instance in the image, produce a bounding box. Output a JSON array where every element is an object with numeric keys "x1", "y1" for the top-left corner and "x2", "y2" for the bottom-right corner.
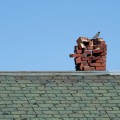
[
  {"x1": 74, "y1": 46, "x2": 82, "y2": 54},
  {"x1": 78, "y1": 43, "x2": 86, "y2": 49},
  {"x1": 96, "y1": 67, "x2": 106, "y2": 71},
  {"x1": 101, "y1": 56, "x2": 106, "y2": 59},
  {"x1": 96, "y1": 38, "x2": 106, "y2": 45},
  {"x1": 88, "y1": 60, "x2": 92, "y2": 63},
  {"x1": 104, "y1": 47, "x2": 107, "y2": 51},
  {"x1": 99, "y1": 41, "x2": 106, "y2": 45},
  {"x1": 77, "y1": 38, "x2": 87, "y2": 49},
  {"x1": 89, "y1": 40, "x2": 93, "y2": 46},
  {"x1": 90, "y1": 63, "x2": 101, "y2": 67},
  {"x1": 100, "y1": 44, "x2": 107, "y2": 47},
  {"x1": 93, "y1": 40, "x2": 101, "y2": 45},
  {"x1": 76, "y1": 49, "x2": 82, "y2": 54},
  {"x1": 93, "y1": 56, "x2": 100, "y2": 60},
  {"x1": 100, "y1": 47, "x2": 105, "y2": 52},
  {"x1": 96, "y1": 60, "x2": 106, "y2": 63},
  {"x1": 69, "y1": 54, "x2": 82, "y2": 58},
  {"x1": 76, "y1": 57, "x2": 81, "y2": 60},
  {"x1": 89, "y1": 56, "x2": 93, "y2": 60},
  {"x1": 101, "y1": 63, "x2": 106, "y2": 67},
  {"x1": 81, "y1": 37, "x2": 89, "y2": 42},
  {"x1": 74, "y1": 57, "x2": 82, "y2": 64},
  {"x1": 84, "y1": 66, "x2": 95, "y2": 71},
  {"x1": 94, "y1": 45, "x2": 104, "y2": 50},
  {"x1": 83, "y1": 62, "x2": 88, "y2": 65},
  {"x1": 82, "y1": 57, "x2": 89, "y2": 61},
  {"x1": 80, "y1": 63, "x2": 84, "y2": 70},
  {"x1": 100, "y1": 52, "x2": 107, "y2": 55},
  {"x1": 84, "y1": 50, "x2": 92, "y2": 54},
  {"x1": 93, "y1": 50, "x2": 104, "y2": 53},
  {"x1": 77, "y1": 37, "x2": 89, "y2": 43},
  {"x1": 100, "y1": 57, "x2": 107, "y2": 60},
  {"x1": 82, "y1": 61, "x2": 87, "y2": 64}
]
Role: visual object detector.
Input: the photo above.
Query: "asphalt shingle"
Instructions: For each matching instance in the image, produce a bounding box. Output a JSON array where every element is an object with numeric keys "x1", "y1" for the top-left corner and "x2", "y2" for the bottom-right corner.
[{"x1": 0, "y1": 72, "x2": 120, "y2": 120}]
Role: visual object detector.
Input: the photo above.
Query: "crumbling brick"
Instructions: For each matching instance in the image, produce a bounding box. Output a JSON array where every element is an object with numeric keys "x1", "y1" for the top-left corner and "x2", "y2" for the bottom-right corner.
[{"x1": 69, "y1": 36, "x2": 107, "y2": 71}]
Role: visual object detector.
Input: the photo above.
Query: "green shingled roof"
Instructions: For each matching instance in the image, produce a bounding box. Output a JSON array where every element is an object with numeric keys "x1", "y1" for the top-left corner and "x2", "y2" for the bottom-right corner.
[{"x1": 0, "y1": 71, "x2": 120, "y2": 120}]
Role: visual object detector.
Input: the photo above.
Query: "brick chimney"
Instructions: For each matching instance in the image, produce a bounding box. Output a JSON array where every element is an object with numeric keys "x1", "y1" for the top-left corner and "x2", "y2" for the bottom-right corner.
[{"x1": 69, "y1": 36, "x2": 107, "y2": 71}]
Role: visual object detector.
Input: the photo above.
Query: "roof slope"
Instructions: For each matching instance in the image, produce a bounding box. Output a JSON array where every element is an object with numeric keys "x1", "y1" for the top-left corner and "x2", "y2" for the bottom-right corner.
[{"x1": 0, "y1": 71, "x2": 120, "y2": 120}]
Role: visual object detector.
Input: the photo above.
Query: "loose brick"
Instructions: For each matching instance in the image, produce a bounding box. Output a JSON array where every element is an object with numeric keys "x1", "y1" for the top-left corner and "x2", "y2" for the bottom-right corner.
[
  {"x1": 69, "y1": 54, "x2": 82, "y2": 58},
  {"x1": 77, "y1": 43, "x2": 86, "y2": 49},
  {"x1": 77, "y1": 37, "x2": 88, "y2": 43}
]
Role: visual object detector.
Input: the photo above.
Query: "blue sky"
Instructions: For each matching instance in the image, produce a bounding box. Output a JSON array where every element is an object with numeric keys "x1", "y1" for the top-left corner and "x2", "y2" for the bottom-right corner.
[{"x1": 0, "y1": 0, "x2": 120, "y2": 71}]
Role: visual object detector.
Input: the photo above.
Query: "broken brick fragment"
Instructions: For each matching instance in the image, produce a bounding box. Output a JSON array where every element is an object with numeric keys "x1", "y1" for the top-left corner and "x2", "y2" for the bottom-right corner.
[{"x1": 69, "y1": 54, "x2": 82, "y2": 58}]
